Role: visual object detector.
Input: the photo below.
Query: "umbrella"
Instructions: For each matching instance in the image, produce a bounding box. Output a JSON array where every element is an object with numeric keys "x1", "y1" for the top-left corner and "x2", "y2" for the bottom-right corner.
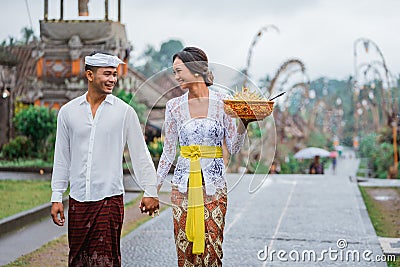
[
  {"x1": 330, "y1": 151, "x2": 338, "y2": 158},
  {"x1": 294, "y1": 147, "x2": 331, "y2": 159}
]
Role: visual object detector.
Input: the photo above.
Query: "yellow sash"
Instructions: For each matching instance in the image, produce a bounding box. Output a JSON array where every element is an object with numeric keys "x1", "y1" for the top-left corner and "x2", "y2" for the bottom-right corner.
[{"x1": 180, "y1": 145, "x2": 223, "y2": 254}]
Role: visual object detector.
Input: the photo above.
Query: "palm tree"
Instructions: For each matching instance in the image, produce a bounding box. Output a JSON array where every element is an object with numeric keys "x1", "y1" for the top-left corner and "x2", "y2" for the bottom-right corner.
[{"x1": 20, "y1": 27, "x2": 36, "y2": 45}]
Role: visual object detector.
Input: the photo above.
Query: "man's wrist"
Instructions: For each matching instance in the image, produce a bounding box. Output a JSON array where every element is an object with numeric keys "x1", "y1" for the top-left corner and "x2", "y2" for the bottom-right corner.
[
  {"x1": 143, "y1": 186, "x2": 158, "y2": 198},
  {"x1": 51, "y1": 192, "x2": 63, "y2": 203}
]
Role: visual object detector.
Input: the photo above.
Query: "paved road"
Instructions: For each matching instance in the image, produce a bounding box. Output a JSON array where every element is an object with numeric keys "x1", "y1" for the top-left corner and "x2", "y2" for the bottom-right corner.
[
  {"x1": 121, "y1": 153, "x2": 387, "y2": 266},
  {"x1": 0, "y1": 151, "x2": 390, "y2": 266},
  {"x1": 0, "y1": 192, "x2": 140, "y2": 266},
  {"x1": 0, "y1": 172, "x2": 158, "y2": 266}
]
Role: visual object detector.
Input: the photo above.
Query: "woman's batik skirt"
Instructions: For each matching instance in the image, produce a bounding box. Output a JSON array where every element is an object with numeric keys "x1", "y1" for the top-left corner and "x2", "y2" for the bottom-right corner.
[{"x1": 171, "y1": 186, "x2": 227, "y2": 267}]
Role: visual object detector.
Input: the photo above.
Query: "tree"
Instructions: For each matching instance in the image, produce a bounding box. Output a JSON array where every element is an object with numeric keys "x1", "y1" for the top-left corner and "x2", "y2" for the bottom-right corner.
[
  {"x1": 21, "y1": 27, "x2": 37, "y2": 45},
  {"x1": 1, "y1": 26, "x2": 37, "y2": 46},
  {"x1": 13, "y1": 106, "x2": 57, "y2": 154},
  {"x1": 306, "y1": 132, "x2": 328, "y2": 148},
  {"x1": 158, "y1": 40, "x2": 184, "y2": 70},
  {"x1": 113, "y1": 89, "x2": 147, "y2": 123},
  {"x1": 133, "y1": 39, "x2": 184, "y2": 77}
]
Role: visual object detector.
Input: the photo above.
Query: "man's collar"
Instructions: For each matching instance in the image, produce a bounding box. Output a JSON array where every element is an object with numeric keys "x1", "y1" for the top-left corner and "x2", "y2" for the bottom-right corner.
[
  {"x1": 79, "y1": 93, "x2": 88, "y2": 105},
  {"x1": 79, "y1": 92, "x2": 115, "y2": 105},
  {"x1": 104, "y1": 94, "x2": 115, "y2": 105}
]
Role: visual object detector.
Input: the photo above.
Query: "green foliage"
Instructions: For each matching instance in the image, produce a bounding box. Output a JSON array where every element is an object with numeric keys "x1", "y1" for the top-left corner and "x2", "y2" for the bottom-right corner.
[
  {"x1": 1, "y1": 27, "x2": 37, "y2": 47},
  {"x1": 341, "y1": 135, "x2": 354, "y2": 147},
  {"x1": 13, "y1": 105, "x2": 57, "y2": 153},
  {"x1": 358, "y1": 133, "x2": 396, "y2": 178},
  {"x1": 248, "y1": 123, "x2": 262, "y2": 138},
  {"x1": 280, "y1": 154, "x2": 309, "y2": 174},
  {"x1": 113, "y1": 89, "x2": 147, "y2": 123},
  {"x1": 147, "y1": 137, "x2": 164, "y2": 158},
  {"x1": 377, "y1": 126, "x2": 400, "y2": 144},
  {"x1": 20, "y1": 27, "x2": 37, "y2": 45},
  {"x1": 0, "y1": 27, "x2": 38, "y2": 46},
  {"x1": 1, "y1": 136, "x2": 33, "y2": 159},
  {"x1": 134, "y1": 39, "x2": 184, "y2": 77},
  {"x1": 39, "y1": 132, "x2": 56, "y2": 162},
  {"x1": 359, "y1": 133, "x2": 378, "y2": 158},
  {"x1": 306, "y1": 132, "x2": 328, "y2": 148},
  {"x1": 373, "y1": 143, "x2": 394, "y2": 178}
]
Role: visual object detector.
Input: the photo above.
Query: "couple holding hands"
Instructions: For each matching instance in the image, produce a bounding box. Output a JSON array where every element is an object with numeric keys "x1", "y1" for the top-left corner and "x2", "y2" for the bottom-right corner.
[{"x1": 51, "y1": 47, "x2": 256, "y2": 266}]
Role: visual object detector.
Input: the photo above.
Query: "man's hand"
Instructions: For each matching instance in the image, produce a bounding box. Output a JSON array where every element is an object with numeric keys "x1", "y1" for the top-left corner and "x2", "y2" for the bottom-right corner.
[
  {"x1": 51, "y1": 202, "x2": 65, "y2": 226},
  {"x1": 139, "y1": 197, "x2": 160, "y2": 217}
]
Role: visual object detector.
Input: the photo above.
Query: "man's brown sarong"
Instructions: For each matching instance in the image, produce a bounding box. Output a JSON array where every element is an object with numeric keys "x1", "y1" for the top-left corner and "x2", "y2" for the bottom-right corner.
[
  {"x1": 171, "y1": 186, "x2": 227, "y2": 267},
  {"x1": 68, "y1": 194, "x2": 124, "y2": 267}
]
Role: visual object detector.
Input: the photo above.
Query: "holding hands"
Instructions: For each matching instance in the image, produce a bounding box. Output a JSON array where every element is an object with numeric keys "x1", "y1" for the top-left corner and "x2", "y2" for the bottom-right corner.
[{"x1": 139, "y1": 197, "x2": 160, "y2": 217}]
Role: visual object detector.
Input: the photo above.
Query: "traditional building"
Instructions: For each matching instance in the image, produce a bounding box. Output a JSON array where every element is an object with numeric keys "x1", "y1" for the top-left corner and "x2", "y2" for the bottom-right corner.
[
  {"x1": 31, "y1": 0, "x2": 165, "y2": 108},
  {"x1": 0, "y1": 0, "x2": 172, "y2": 147},
  {"x1": 0, "y1": 47, "x2": 18, "y2": 147}
]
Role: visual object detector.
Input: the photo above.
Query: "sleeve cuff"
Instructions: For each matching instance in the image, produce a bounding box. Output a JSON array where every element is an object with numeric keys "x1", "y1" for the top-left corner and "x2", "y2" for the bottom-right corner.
[
  {"x1": 239, "y1": 129, "x2": 247, "y2": 136},
  {"x1": 51, "y1": 192, "x2": 63, "y2": 203},
  {"x1": 238, "y1": 130, "x2": 247, "y2": 141},
  {"x1": 143, "y1": 186, "x2": 158, "y2": 198},
  {"x1": 157, "y1": 175, "x2": 164, "y2": 186}
]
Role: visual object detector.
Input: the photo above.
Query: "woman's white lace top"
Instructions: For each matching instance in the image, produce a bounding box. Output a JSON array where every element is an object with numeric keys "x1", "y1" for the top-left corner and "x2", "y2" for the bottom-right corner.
[{"x1": 156, "y1": 89, "x2": 246, "y2": 195}]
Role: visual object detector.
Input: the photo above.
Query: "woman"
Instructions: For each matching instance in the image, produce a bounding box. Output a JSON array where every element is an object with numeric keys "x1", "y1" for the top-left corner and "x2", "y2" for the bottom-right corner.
[
  {"x1": 157, "y1": 47, "x2": 253, "y2": 266},
  {"x1": 309, "y1": 155, "x2": 324, "y2": 174}
]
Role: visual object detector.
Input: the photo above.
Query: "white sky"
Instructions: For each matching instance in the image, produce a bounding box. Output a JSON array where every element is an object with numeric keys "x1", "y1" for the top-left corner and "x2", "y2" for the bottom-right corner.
[{"x1": 1, "y1": 0, "x2": 400, "y2": 82}]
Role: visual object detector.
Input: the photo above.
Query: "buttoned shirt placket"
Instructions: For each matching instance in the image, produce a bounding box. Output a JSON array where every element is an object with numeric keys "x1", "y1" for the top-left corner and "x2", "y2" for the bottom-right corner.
[{"x1": 85, "y1": 102, "x2": 105, "y2": 200}]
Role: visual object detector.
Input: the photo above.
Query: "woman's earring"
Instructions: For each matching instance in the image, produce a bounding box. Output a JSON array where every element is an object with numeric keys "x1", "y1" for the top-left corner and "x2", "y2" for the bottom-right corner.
[{"x1": 194, "y1": 73, "x2": 199, "y2": 77}]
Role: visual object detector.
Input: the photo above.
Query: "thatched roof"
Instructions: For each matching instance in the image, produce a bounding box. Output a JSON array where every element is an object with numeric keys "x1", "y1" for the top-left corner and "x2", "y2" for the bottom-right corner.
[{"x1": 0, "y1": 47, "x2": 19, "y2": 66}]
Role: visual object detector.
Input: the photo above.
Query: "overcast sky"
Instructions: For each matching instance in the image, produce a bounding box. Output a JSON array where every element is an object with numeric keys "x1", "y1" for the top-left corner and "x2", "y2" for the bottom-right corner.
[{"x1": 1, "y1": 0, "x2": 400, "y2": 82}]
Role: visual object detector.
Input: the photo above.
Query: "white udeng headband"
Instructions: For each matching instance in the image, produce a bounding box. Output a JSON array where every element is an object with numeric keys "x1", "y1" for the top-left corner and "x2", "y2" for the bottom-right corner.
[{"x1": 84, "y1": 53, "x2": 125, "y2": 67}]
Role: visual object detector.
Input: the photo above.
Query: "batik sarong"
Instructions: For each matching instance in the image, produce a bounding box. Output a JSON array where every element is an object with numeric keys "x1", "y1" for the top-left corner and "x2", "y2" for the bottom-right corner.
[
  {"x1": 68, "y1": 194, "x2": 124, "y2": 267},
  {"x1": 171, "y1": 186, "x2": 227, "y2": 267}
]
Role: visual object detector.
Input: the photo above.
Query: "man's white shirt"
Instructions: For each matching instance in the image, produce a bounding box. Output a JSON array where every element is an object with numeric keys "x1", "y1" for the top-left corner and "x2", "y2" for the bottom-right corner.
[{"x1": 51, "y1": 93, "x2": 157, "y2": 202}]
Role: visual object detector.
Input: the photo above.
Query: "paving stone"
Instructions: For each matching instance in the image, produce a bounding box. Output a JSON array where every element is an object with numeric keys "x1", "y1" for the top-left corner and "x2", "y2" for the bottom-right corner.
[{"x1": 121, "y1": 153, "x2": 388, "y2": 266}]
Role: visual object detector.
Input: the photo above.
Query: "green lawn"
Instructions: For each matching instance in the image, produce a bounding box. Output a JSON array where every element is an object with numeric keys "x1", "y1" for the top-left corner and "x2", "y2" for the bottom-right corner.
[
  {"x1": 359, "y1": 186, "x2": 400, "y2": 266},
  {"x1": 0, "y1": 159, "x2": 53, "y2": 168},
  {"x1": 0, "y1": 180, "x2": 53, "y2": 219}
]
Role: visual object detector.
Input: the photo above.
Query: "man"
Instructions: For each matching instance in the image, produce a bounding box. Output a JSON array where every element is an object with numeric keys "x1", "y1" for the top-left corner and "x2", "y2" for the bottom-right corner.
[{"x1": 50, "y1": 51, "x2": 159, "y2": 266}]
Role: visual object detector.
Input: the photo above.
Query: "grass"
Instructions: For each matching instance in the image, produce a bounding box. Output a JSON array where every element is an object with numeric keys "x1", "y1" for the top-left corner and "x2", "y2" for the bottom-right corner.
[
  {"x1": 359, "y1": 186, "x2": 387, "y2": 237},
  {"x1": 0, "y1": 159, "x2": 53, "y2": 168},
  {"x1": 0, "y1": 160, "x2": 140, "y2": 170},
  {"x1": 3, "y1": 196, "x2": 147, "y2": 267},
  {"x1": 0, "y1": 180, "x2": 52, "y2": 219},
  {"x1": 0, "y1": 180, "x2": 69, "y2": 219},
  {"x1": 4, "y1": 193, "x2": 170, "y2": 267},
  {"x1": 359, "y1": 186, "x2": 400, "y2": 237},
  {"x1": 3, "y1": 235, "x2": 69, "y2": 267},
  {"x1": 359, "y1": 186, "x2": 400, "y2": 266}
]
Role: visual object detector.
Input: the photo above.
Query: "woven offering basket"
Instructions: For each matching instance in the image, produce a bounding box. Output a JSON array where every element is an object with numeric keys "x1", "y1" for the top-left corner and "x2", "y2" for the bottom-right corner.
[{"x1": 223, "y1": 99, "x2": 274, "y2": 120}]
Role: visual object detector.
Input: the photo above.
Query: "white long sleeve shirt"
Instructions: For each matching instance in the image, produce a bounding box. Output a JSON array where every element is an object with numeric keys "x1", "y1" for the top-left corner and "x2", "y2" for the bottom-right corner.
[{"x1": 51, "y1": 93, "x2": 157, "y2": 202}]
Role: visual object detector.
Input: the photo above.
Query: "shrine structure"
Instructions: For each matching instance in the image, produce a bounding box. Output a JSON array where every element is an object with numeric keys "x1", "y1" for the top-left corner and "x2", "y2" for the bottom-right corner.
[{"x1": 0, "y1": 0, "x2": 171, "y2": 147}]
